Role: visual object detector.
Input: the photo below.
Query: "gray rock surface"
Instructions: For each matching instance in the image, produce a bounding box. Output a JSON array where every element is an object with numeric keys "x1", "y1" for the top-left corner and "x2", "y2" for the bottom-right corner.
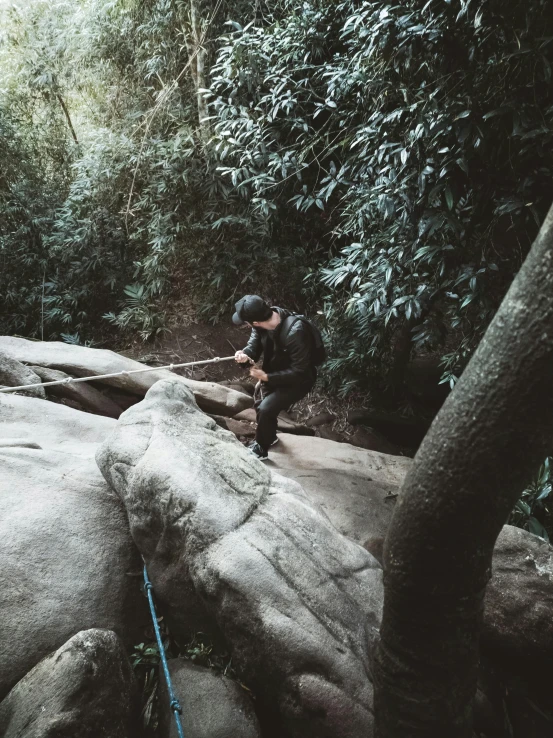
[
  {"x1": 0, "y1": 385, "x2": 114, "y2": 456},
  {"x1": 483, "y1": 525, "x2": 553, "y2": 673},
  {"x1": 226, "y1": 417, "x2": 256, "y2": 438},
  {"x1": 159, "y1": 660, "x2": 261, "y2": 738},
  {"x1": 212, "y1": 415, "x2": 256, "y2": 438},
  {"x1": 96, "y1": 378, "x2": 383, "y2": 738},
  {"x1": 3, "y1": 360, "x2": 551, "y2": 738},
  {"x1": 0, "y1": 352, "x2": 45, "y2": 399},
  {"x1": 234, "y1": 408, "x2": 257, "y2": 423},
  {"x1": 0, "y1": 392, "x2": 146, "y2": 699},
  {"x1": 276, "y1": 414, "x2": 315, "y2": 435},
  {"x1": 0, "y1": 629, "x2": 138, "y2": 738},
  {"x1": 268, "y1": 434, "x2": 411, "y2": 544},
  {"x1": 0, "y1": 335, "x2": 252, "y2": 416},
  {"x1": 348, "y1": 427, "x2": 401, "y2": 456},
  {"x1": 0, "y1": 438, "x2": 42, "y2": 449},
  {"x1": 30, "y1": 364, "x2": 123, "y2": 418},
  {"x1": 317, "y1": 425, "x2": 345, "y2": 442}
]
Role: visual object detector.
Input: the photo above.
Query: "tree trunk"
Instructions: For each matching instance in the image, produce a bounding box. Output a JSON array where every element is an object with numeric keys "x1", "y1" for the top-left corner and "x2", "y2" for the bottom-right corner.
[
  {"x1": 387, "y1": 291, "x2": 441, "y2": 400},
  {"x1": 374, "y1": 202, "x2": 553, "y2": 738},
  {"x1": 189, "y1": 0, "x2": 211, "y2": 143}
]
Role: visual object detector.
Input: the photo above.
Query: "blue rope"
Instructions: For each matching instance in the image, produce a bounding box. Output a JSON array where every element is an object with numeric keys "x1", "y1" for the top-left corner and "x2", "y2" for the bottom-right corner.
[{"x1": 143, "y1": 564, "x2": 186, "y2": 738}]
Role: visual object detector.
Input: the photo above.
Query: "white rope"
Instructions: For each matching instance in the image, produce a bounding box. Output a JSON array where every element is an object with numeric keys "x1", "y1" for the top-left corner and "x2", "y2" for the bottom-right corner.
[{"x1": 0, "y1": 355, "x2": 243, "y2": 394}]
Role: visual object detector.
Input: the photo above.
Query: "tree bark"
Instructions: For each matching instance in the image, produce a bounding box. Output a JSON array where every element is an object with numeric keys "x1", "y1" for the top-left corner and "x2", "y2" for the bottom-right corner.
[{"x1": 374, "y1": 202, "x2": 553, "y2": 738}]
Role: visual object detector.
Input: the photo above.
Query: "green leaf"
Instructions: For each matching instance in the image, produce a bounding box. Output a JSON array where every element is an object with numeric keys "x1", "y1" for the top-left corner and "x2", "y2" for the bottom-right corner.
[
  {"x1": 482, "y1": 106, "x2": 512, "y2": 120},
  {"x1": 527, "y1": 517, "x2": 549, "y2": 541},
  {"x1": 516, "y1": 500, "x2": 531, "y2": 516}
]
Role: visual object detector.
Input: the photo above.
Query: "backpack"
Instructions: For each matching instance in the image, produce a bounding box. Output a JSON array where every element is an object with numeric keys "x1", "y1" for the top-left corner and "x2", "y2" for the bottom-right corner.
[{"x1": 281, "y1": 314, "x2": 327, "y2": 366}]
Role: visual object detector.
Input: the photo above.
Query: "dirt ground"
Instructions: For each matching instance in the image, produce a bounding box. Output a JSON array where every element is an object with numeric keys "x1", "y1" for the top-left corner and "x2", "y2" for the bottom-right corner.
[{"x1": 117, "y1": 319, "x2": 251, "y2": 384}]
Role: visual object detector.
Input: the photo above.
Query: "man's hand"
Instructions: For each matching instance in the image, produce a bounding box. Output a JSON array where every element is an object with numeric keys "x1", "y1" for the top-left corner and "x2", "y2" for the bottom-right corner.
[
  {"x1": 235, "y1": 350, "x2": 251, "y2": 364},
  {"x1": 250, "y1": 367, "x2": 269, "y2": 382}
]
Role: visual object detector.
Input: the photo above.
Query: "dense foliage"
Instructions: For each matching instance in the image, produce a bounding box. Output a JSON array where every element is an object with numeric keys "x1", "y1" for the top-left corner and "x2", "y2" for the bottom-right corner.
[
  {"x1": 1, "y1": 0, "x2": 552, "y2": 391},
  {"x1": 210, "y1": 0, "x2": 553, "y2": 390},
  {"x1": 0, "y1": 2, "x2": 74, "y2": 337}
]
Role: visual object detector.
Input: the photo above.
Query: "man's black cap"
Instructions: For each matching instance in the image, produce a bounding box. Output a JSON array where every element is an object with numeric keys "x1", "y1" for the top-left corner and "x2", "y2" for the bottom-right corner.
[{"x1": 232, "y1": 295, "x2": 273, "y2": 325}]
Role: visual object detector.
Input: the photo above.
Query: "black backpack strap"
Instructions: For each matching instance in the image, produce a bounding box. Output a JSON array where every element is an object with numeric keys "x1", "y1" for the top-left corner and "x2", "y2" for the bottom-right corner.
[{"x1": 280, "y1": 314, "x2": 301, "y2": 344}]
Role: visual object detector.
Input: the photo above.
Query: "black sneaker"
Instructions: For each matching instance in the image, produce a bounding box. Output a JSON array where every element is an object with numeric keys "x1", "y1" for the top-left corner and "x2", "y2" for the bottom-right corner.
[
  {"x1": 270, "y1": 437, "x2": 279, "y2": 447},
  {"x1": 247, "y1": 441, "x2": 268, "y2": 460}
]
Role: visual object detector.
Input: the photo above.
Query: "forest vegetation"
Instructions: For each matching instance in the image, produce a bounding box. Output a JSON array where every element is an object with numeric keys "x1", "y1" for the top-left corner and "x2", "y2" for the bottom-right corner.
[
  {"x1": 2, "y1": 2, "x2": 553, "y2": 735},
  {"x1": 1, "y1": 0, "x2": 552, "y2": 530},
  {"x1": 1, "y1": 0, "x2": 551, "y2": 384}
]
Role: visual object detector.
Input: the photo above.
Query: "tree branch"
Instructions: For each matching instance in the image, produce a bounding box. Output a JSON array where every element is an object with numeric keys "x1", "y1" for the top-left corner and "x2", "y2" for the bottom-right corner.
[{"x1": 56, "y1": 93, "x2": 79, "y2": 145}]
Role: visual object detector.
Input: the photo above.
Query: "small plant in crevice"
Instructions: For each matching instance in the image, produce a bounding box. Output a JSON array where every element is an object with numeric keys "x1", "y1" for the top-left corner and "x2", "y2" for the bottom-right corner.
[
  {"x1": 131, "y1": 640, "x2": 160, "y2": 735},
  {"x1": 131, "y1": 633, "x2": 170, "y2": 735},
  {"x1": 180, "y1": 631, "x2": 237, "y2": 678},
  {"x1": 509, "y1": 457, "x2": 553, "y2": 542}
]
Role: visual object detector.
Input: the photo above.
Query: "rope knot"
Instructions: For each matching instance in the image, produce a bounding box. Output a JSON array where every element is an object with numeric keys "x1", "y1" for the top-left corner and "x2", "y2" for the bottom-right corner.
[
  {"x1": 144, "y1": 582, "x2": 154, "y2": 592},
  {"x1": 170, "y1": 698, "x2": 182, "y2": 714}
]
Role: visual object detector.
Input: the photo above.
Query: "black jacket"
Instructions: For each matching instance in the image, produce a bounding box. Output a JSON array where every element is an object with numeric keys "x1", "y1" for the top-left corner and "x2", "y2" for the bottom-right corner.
[{"x1": 242, "y1": 308, "x2": 316, "y2": 388}]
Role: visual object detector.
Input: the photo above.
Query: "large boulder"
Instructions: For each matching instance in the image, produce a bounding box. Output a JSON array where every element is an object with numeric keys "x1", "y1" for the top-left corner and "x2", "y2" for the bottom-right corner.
[
  {"x1": 0, "y1": 392, "x2": 146, "y2": 699},
  {"x1": 483, "y1": 525, "x2": 553, "y2": 679},
  {"x1": 96, "y1": 378, "x2": 383, "y2": 738},
  {"x1": 268, "y1": 434, "x2": 411, "y2": 544},
  {"x1": 0, "y1": 351, "x2": 45, "y2": 399},
  {"x1": 0, "y1": 385, "x2": 115, "y2": 456},
  {"x1": 0, "y1": 629, "x2": 138, "y2": 738},
  {"x1": 0, "y1": 336, "x2": 252, "y2": 416},
  {"x1": 30, "y1": 364, "x2": 123, "y2": 418},
  {"x1": 159, "y1": 660, "x2": 261, "y2": 738}
]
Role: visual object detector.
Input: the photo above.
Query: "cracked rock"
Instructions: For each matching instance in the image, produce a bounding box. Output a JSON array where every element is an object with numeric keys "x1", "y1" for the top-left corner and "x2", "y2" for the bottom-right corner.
[{"x1": 96, "y1": 378, "x2": 384, "y2": 738}]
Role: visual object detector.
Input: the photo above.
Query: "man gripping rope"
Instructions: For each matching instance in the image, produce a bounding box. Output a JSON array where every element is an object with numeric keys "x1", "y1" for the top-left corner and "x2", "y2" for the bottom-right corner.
[{"x1": 233, "y1": 295, "x2": 325, "y2": 460}]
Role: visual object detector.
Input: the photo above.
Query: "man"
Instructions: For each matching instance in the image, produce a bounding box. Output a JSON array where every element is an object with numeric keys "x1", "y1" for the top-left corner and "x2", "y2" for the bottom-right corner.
[{"x1": 233, "y1": 294, "x2": 317, "y2": 460}]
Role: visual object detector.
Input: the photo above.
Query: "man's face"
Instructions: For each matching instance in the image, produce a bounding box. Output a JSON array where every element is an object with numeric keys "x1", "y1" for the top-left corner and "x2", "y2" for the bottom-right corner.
[{"x1": 253, "y1": 319, "x2": 273, "y2": 330}]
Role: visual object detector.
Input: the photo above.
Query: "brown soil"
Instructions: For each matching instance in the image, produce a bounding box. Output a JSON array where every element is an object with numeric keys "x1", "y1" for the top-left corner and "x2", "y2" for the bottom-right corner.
[{"x1": 115, "y1": 317, "x2": 252, "y2": 384}]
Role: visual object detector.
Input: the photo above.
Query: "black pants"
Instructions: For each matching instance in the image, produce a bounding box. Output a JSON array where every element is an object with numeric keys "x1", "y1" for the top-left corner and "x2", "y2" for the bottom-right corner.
[{"x1": 254, "y1": 380, "x2": 314, "y2": 451}]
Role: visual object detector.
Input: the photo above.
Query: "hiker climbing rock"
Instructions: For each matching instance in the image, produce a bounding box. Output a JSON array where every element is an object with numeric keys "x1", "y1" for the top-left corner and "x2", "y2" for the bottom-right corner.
[{"x1": 233, "y1": 294, "x2": 325, "y2": 460}]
